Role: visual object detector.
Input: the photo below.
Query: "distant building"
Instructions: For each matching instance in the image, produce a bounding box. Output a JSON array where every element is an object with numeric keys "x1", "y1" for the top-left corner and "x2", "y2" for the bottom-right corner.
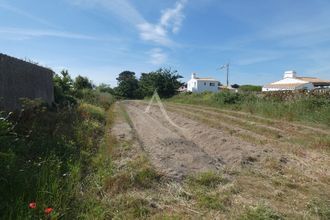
[
  {"x1": 262, "y1": 70, "x2": 330, "y2": 92},
  {"x1": 187, "y1": 73, "x2": 220, "y2": 93},
  {"x1": 0, "y1": 53, "x2": 54, "y2": 110}
]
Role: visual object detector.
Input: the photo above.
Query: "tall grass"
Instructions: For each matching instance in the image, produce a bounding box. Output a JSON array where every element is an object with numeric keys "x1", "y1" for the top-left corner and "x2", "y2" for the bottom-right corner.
[
  {"x1": 0, "y1": 92, "x2": 114, "y2": 219},
  {"x1": 168, "y1": 91, "x2": 330, "y2": 127}
]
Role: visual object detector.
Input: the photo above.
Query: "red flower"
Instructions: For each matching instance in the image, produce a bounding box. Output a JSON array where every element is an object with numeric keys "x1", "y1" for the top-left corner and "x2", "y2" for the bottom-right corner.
[
  {"x1": 44, "y1": 207, "x2": 53, "y2": 215},
  {"x1": 29, "y1": 202, "x2": 37, "y2": 209}
]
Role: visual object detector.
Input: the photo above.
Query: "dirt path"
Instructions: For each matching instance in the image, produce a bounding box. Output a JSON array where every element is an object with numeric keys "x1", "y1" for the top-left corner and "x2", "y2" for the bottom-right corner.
[
  {"x1": 125, "y1": 102, "x2": 221, "y2": 179},
  {"x1": 122, "y1": 101, "x2": 330, "y2": 181},
  {"x1": 124, "y1": 101, "x2": 271, "y2": 178}
]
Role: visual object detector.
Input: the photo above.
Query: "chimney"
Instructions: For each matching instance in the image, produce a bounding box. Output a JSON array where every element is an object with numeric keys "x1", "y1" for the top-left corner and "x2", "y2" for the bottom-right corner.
[
  {"x1": 284, "y1": 70, "x2": 297, "y2": 79},
  {"x1": 192, "y1": 73, "x2": 196, "y2": 79}
]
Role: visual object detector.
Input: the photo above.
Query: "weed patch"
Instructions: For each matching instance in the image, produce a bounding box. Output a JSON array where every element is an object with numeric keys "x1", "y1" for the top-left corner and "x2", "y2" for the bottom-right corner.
[
  {"x1": 307, "y1": 198, "x2": 330, "y2": 220},
  {"x1": 188, "y1": 171, "x2": 229, "y2": 188},
  {"x1": 239, "y1": 204, "x2": 283, "y2": 220}
]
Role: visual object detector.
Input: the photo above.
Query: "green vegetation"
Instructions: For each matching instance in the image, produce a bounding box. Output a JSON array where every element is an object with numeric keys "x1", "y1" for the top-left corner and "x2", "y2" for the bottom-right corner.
[
  {"x1": 239, "y1": 204, "x2": 283, "y2": 220},
  {"x1": 138, "y1": 68, "x2": 183, "y2": 98},
  {"x1": 307, "y1": 198, "x2": 330, "y2": 220},
  {"x1": 114, "y1": 71, "x2": 139, "y2": 99},
  {"x1": 0, "y1": 70, "x2": 115, "y2": 219},
  {"x1": 169, "y1": 91, "x2": 330, "y2": 127},
  {"x1": 114, "y1": 68, "x2": 183, "y2": 99},
  {"x1": 2, "y1": 66, "x2": 329, "y2": 219},
  {"x1": 239, "y1": 85, "x2": 262, "y2": 92},
  {"x1": 188, "y1": 171, "x2": 228, "y2": 188}
]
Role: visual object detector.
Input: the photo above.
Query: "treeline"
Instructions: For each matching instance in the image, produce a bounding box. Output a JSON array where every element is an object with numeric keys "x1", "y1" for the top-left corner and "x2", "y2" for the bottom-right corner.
[
  {"x1": 113, "y1": 68, "x2": 183, "y2": 99},
  {"x1": 0, "y1": 70, "x2": 114, "y2": 219}
]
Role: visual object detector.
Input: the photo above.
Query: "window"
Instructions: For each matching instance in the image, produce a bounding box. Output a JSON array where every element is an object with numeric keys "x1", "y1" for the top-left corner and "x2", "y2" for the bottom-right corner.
[
  {"x1": 210, "y1": 82, "x2": 215, "y2": 86},
  {"x1": 204, "y1": 82, "x2": 206, "y2": 86}
]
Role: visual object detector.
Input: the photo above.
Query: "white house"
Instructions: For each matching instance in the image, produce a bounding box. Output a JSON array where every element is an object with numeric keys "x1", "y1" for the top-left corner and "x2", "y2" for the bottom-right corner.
[
  {"x1": 187, "y1": 73, "x2": 219, "y2": 93},
  {"x1": 262, "y1": 70, "x2": 330, "y2": 92}
]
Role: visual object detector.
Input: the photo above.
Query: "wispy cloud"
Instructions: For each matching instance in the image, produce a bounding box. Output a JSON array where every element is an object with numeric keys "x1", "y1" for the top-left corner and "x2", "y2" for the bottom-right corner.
[
  {"x1": 0, "y1": 2, "x2": 55, "y2": 27},
  {"x1": 72, "y1": 0, "x2": 188, "y2": 64},
  {"x1": 148, "y1": 48, "x2": 168, "y2": 65},
  {"x1": 72, "y1": 0, "x2": 145, "y2": 25},
  {"x1": 73, "y1": 0, "x2": 187, "y2": 46},
  {"x1": 0, "y1": 27, "x2": 101, "y2": 40}
]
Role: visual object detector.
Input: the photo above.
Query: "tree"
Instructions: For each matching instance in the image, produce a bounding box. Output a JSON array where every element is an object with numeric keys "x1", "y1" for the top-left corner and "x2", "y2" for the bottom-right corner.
[
  {"x1": 138, "y1": 68, "x2": 183, "y2": 98},
  {"x1": 231, "y1": 84, "x2": 240, "y2": 89},
  {"x1": 114, "y1": 71, "x2": 139, "y2": 99},
  {"x1": 53, "y1": 70, "x2": 73, "y2": 94},
  {"x1": 73, "y1": 75, "x2": 94, "y2": 90},
  {"x1": 97, "y1": 83, "x2": 114, "y2": 94},
  {"x1": 53, "y1": 70, "x2": 76, "y2": 105}
]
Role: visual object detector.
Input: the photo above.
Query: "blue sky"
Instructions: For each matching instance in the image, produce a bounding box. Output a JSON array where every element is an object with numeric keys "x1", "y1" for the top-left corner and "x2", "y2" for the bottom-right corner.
[{"x1": 1, "y1": 0, "x2": 330, "y2": 86}]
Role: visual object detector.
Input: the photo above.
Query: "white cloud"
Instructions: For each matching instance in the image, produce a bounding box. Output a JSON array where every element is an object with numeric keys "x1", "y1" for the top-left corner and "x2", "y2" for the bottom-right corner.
[
  {"x1": 148, "y1": 48, "x2": 168, "y2": 65},
  {"x1": 160, "y1": 0, "x2": 187, "y2": 33},
  {"x1": 137, "y1": 23, "x2": 171, "y2": 46},
  {"x1": 138, "y1": 0, "x2": 187, "y2": 46},
  {"x1": 72, "y1": 0, "x2": 188, "y2": 47}
]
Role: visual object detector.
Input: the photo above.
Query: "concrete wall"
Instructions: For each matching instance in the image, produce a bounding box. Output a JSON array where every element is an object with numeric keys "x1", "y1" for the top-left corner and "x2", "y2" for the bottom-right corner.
[
  {"x1": 187, "y1": 79, "x2": 219, "y2": 93},
  {"x1": 197, "y1": 81, "x2": 219, "y2": 93},
  {"x1": 0, "y1": 53, "x2": 54, "y2": 110}
]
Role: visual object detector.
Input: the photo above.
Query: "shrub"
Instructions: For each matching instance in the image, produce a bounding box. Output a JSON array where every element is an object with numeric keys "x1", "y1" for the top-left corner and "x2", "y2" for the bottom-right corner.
[
  {"x1": 239, "y1": 85, "x2": 262, "y2": 92},
  {"x1": 78, "y1": 103, "x2": 106, "y2": 122}
]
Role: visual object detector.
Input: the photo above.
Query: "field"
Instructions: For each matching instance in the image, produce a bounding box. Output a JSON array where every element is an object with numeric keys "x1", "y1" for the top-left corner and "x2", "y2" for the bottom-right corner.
[
  {"x1": 101, "y1": 97, "x2": 330, "y2": 219},
  {"x1": 1, "y1": 91, "x2": 329, "y2": 219}
]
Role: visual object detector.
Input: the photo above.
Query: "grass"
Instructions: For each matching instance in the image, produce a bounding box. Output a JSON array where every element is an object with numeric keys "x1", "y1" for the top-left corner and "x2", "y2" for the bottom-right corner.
[
  {"x1": 78, "y1": 102, "x2": 106, "y2": 122},
  {"x1": 4, "y1": 91, "x2": 328, "y2": 219},
  {"x1": 132, "y1": 99, "x2": 330, "y2": 219},
  {"x1": 307, "y1": 198, "x2": 330, "y2": 220},
  {"x1": 238, "y1": 204, "x2": 283, "y2": 220},
  {"x1": 0, "y1": 90, "x2": 115, "y2": 219},
  {"x1": 168, "y1": 91, "x2": 330, "y2": 127},
  {"x1": 104, "y1": 155, "x2": 163, "y2": 195},
  {"x1": 187, "y1": 171, "x2": 229, "y2": 188}
]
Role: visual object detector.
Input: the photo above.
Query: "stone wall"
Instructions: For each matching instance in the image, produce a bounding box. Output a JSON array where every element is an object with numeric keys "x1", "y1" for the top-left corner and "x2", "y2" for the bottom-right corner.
[{"x1": 0, "y1": 53, "x2": 54, "y2": 110}]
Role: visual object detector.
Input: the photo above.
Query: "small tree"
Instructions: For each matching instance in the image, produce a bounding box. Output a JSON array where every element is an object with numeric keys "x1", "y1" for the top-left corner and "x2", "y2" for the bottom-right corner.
[
  {"x1": 139, "y1": 68, "x2": 183, "y2": 98},
  {"x1": 53, "y1": 70, "x2": 76, "y2": 104},
  {"x1": 97, "y1": 83, "x2": 114, "y2": 94},
  {"x1": 231, "y1": 84, "x2": 240, "y2": 89},
  {"x1": 73, "y1": 75, "x2": 94, "y2": 90},
  {"x1": 114, "y1": 71, "x2": 139, "y2": 99}
]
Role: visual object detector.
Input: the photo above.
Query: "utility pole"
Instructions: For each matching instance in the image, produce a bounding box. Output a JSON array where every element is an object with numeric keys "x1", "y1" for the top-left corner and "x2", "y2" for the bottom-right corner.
[{"x1": 219, "y1": 63, "x2": 230, "y2": 87}]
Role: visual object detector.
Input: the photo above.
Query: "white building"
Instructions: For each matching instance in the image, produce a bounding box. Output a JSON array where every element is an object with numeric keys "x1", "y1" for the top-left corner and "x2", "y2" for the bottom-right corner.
[
  {"x1": 262, "y1": 70, "x2": 330, "y2": 92},
  {"x1": 187, "y1": 73, "x2": 219, "y2": 93}
]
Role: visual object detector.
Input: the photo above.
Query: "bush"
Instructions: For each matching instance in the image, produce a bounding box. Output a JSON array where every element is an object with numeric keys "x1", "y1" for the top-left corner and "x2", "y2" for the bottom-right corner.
[
  {"x1": 78, "y1": 103, "x2": 106, "y2": 122},
  {"x1": 75, "y1": 89, "x2": 115, "y2": 110},
  {"x1": 239, "y1": 85, "x2": 262, "y2": 92}
]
